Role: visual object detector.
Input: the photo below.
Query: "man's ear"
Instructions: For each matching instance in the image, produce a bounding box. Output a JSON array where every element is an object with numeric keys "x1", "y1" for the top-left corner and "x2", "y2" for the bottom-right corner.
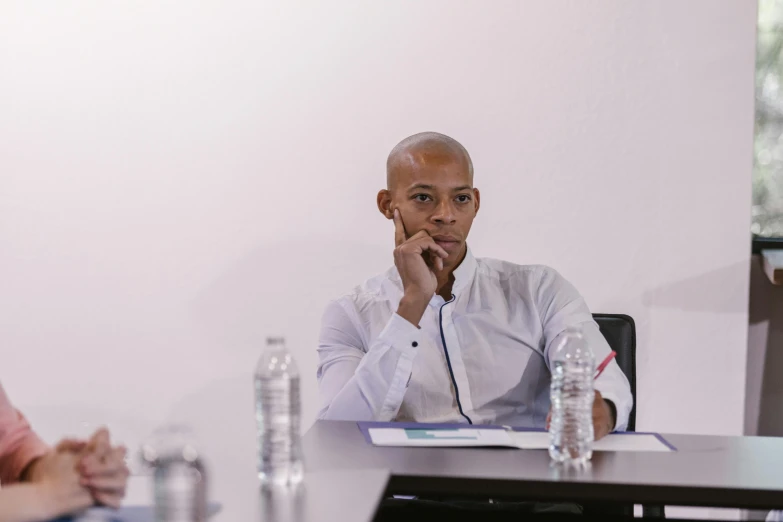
[
  {"x1": 473, "y1": 188, "x2": 481, "y2": 215},
  {"x1": 377, "y1": 189, "x2": 393, "y2": 219}
]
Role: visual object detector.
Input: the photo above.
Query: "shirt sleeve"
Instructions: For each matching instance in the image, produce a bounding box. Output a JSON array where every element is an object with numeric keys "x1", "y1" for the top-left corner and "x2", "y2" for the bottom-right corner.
[
  {"x1": 538, "y1": 267, "x2": 634, "y2": 432},
  {"x1": 0, "y1": 384, "x2": 49, "y2": 485},
  {"x1": 316, "y1": 299, "x2": 430, "y2": 421}
]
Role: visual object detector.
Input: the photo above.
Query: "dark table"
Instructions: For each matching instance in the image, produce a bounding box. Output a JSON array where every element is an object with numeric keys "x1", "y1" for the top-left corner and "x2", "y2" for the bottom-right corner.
[
  {"x1": 258, "y1": 469, "x2": 390, "y2": 522},
  {"x1": 51, "y1": 469, "x2": 388, "y2": 522},
  {"x1": 303, "y1": 420, "x2": 783, "y2": 510}
]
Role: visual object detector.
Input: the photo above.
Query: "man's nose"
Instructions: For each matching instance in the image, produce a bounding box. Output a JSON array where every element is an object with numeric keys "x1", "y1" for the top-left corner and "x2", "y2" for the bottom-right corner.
[{"x1": 432, "y1": 200, "x2": 457, "y2": 224}]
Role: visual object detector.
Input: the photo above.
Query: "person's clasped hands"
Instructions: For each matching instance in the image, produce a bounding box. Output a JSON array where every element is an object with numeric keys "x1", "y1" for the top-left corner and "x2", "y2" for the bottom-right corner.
[{"x1": 24, "y1": 427, "x2": 129, "y2": 511}]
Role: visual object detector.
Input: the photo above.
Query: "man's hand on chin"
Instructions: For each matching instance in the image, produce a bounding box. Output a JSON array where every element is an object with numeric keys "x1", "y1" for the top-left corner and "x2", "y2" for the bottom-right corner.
[{"x1": 392, "y1": 209, "x2": 447, "y2": 327}]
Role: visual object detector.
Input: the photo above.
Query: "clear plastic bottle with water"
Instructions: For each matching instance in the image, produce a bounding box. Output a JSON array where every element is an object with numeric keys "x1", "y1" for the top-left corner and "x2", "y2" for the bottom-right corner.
[
  {"x1": 141, "y1": 425, "x2": 207, "y2": 522},
  {"x1": 548, "y1": 327, "x2": 596, "y2": 465},
  {"x1": 255, "y1": 336, "x2": 304, "y2": 487}
]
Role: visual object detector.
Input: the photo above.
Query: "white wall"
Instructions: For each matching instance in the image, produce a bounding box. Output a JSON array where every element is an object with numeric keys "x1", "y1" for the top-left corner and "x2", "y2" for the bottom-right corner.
[{"x1": 0, "y1": 1, "x2": 756, "y2": 519}]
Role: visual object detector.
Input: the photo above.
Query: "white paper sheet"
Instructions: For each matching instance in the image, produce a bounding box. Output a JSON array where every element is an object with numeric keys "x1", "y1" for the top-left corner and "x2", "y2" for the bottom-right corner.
[
  {"x1": 593, "y1": 433, "x2": 673, "y2": 452},
  {"x1": 368, "y1": 428, "x2": 516, "y2": 447},
  {"x1": 510, "y1": 431, "x2": 673, "y2": 452},
  {"x1": 368, "y1": 428, "x2": 674, "y2": 452},
  {"x1": 507, "y1": 430, "x2": 553, "y2": 449}
]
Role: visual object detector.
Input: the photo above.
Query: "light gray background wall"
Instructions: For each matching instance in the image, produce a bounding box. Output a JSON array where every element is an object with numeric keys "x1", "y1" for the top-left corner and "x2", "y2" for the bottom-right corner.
[{"x1": 0, "y1": 1, "x2": 756, "y2": 519}]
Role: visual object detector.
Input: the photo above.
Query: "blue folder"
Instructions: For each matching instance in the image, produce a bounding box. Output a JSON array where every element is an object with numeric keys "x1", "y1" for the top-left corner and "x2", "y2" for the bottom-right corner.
[{"x1": 357, "y1": 421, "x2": 678, "y2": 451}]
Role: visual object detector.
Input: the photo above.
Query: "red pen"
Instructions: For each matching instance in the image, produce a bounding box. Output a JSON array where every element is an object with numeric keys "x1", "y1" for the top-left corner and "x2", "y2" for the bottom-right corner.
[{"x1": 594, "y1": 351, "x2": 617, "y2": 380}]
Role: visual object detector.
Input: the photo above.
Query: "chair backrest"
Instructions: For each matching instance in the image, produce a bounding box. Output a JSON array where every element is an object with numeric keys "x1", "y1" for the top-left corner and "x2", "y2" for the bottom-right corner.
[{"x1": 592, "y1": 313, "x2": 637, "y2": 432}]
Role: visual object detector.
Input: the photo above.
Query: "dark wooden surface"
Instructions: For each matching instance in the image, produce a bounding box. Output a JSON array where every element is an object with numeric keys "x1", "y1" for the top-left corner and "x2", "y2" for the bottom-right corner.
[
  {"x1": 54, "y1": 470, "x2": 389, "y2": 522},
  {"x1": 303, "y1": 420, "x2": 783, "y2": 510},
  {"x1": 257, "y1": 468, "x2": 389, "y2": 522}
]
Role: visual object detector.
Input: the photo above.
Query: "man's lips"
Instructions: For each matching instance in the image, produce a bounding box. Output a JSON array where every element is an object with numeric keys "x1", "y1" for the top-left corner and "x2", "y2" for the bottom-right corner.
[{"x1": 431, "y1": 235, "x2": 460, "y2": 249}]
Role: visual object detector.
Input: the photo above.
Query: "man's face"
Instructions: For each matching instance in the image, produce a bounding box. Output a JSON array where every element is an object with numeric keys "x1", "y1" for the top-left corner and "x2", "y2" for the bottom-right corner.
[{"x1": 382, "y1": 153, "x2": 480, "y2": 267}]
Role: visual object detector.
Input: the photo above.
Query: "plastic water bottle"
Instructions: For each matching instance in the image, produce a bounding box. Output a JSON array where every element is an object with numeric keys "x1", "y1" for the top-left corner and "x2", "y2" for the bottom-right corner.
[
  {"x1": 255, "y1": 336, "x2": 304, "y2": 487},
  {"x1": 548, "y1": 327, "x2": 596, "y2": 465},
  {"x1": 141, "y1": 425, "x2": 207, "y2": 522}
]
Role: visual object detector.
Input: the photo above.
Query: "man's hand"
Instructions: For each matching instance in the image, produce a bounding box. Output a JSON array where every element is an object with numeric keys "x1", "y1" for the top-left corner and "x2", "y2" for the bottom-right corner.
[
  {"x1": 76, "y1": 428, "x2": 129, "y2": 509},
  {"x1": 592, "y1": 390, "x2": 615, "y2": 441},
  {"x1": 545, "y1": 390, "x2": 616, "y2": 441},
  {"x1": 393, "y1": 209, "x2": 448, "y2": 326}
]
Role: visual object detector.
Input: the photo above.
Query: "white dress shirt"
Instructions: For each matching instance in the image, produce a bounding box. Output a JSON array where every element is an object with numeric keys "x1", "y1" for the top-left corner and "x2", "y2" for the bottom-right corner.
[{"x1": 317, "y1": 248, "x2": 633, "y2": 430}]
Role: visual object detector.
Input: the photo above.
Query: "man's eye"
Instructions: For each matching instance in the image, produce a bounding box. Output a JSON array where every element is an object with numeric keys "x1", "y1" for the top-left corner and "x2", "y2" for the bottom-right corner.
[
  {"x1": 414, "y1": 194, "x2": 431, "y2": 202},
  {"x1": 456, "y1": 195, "x2": 471, "y2": 203}
]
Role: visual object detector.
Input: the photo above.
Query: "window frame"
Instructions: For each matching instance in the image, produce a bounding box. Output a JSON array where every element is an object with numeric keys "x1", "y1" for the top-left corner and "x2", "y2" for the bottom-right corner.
[{"x1": 753, "y1": 235, "x2": 783, "y2": 253}]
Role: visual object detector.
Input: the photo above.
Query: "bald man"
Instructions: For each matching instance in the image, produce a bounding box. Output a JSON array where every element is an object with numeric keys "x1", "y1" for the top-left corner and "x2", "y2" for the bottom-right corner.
[{"x1": 317, "y1": 132, "x2": 632, "y2": 439}]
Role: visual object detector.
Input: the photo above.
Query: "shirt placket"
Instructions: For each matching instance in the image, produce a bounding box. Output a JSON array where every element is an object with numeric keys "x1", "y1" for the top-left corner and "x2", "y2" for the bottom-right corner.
[{"x1": 439, "y1": 296, "x2": 476, "y2": 423}]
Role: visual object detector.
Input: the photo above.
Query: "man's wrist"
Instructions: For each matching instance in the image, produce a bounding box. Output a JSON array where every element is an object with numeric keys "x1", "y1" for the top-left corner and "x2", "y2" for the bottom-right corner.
[
  {"x1": 603, "y1": 399, "x2": 617, "y2": 431},
  {"x1": 397, "y1": 293, "x2": 430, "y2": 327}
]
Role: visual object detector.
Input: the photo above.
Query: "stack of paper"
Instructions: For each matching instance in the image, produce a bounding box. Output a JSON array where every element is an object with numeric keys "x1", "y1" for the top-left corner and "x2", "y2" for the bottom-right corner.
[{"x1": 366, "y1": 426, "x2": 674, "y2": 452}]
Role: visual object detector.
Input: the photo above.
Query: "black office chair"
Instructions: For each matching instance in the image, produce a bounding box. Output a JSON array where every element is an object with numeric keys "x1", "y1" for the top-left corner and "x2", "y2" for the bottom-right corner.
[
  {"x1": 593, "y1": 313, "x2": 665, "y2": 519},
  {"x1": 593, "y1": 314, "x2": 637, "y2": 432}
]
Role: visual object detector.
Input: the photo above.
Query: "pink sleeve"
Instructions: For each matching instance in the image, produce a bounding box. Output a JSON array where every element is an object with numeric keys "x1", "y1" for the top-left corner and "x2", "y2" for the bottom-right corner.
[{"x1": 0, "y1": 383, "x2": 49, "y2": 484}]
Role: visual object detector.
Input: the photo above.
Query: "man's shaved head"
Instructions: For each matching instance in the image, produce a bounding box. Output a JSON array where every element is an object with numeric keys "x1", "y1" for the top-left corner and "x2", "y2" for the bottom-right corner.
[
  {"x1": 386, "y1": 132, "x2": 473, "y2": 190},
  {"x1": 377, "y1": 131, "x2": 480, "y2": 271}
]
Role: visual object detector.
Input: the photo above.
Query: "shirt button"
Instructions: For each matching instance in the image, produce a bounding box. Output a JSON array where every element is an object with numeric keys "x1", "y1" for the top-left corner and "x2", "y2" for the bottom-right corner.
[{"x1": 412, "y1": 341, "x2": 418, "y2": 347}]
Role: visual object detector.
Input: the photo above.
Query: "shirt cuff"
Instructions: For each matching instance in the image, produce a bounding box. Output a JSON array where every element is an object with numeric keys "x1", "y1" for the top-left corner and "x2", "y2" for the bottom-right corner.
[
  {"x1": 378, "y1": 313, "x2": 423, "y2": 356},
  {"x1": 595, "y1": 386, "x2": 631, "y2": 432},
  {"x1": 374, "y1": 313, "x2": 425, "y2": 419}
]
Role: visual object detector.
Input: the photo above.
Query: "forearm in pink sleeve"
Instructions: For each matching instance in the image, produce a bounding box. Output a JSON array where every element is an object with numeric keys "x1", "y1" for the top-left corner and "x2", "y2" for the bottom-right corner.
[{"x1": 0, "y1": 385, "x2": 49, "y2": 484}]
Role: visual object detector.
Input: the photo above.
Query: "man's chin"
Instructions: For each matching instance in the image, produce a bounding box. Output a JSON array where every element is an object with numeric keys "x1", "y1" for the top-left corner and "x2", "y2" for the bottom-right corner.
[
  {"x1": 443, "y1": 244, "x2": 467, "y2": 268},
  {"x1": 433, "y1": 239, "x2": 462, "y2": 254}
]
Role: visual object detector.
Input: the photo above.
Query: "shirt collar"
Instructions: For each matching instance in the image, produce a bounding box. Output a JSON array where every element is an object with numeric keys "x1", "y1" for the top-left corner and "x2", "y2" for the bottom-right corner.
[{"x1": 450, "y1": 245, "x2": 477, "y2": 297}]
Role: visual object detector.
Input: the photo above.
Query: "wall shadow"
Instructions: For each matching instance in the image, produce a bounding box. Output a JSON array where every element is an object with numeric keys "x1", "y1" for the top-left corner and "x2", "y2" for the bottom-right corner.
[
  {"x1": 641, "y1": 261, "x2": 750, "y2": 314},
  {"x1": 747, "y1": 256, "x2": 783, "y2": 436}
]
